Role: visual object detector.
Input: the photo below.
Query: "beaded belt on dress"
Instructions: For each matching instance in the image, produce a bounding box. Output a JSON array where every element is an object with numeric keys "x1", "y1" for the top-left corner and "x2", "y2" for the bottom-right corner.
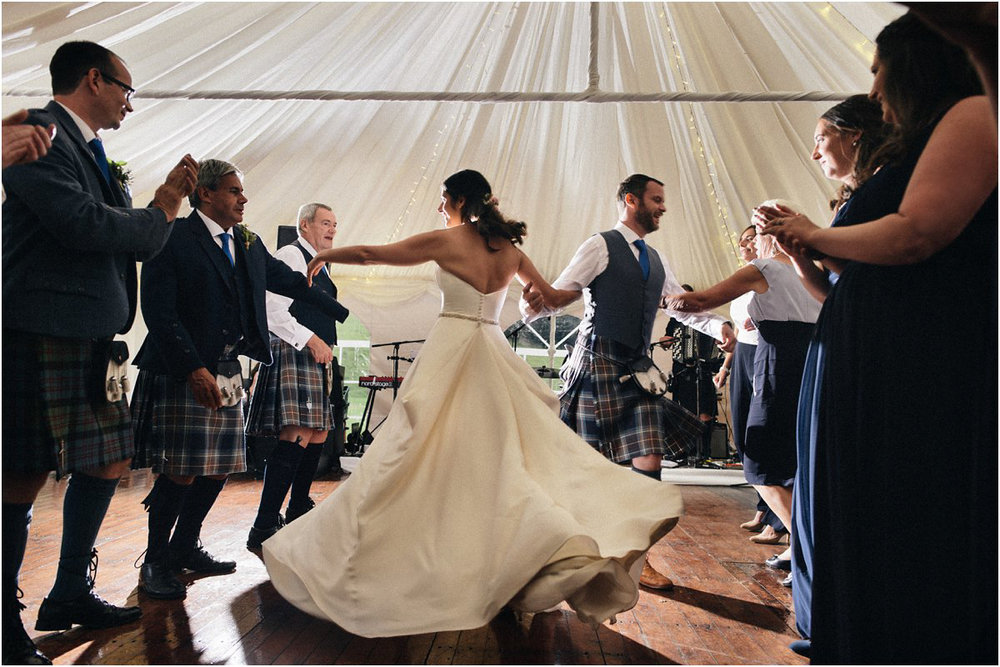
[{"x1": 438, "y1": 311, "x2": 498, "y2": 326}]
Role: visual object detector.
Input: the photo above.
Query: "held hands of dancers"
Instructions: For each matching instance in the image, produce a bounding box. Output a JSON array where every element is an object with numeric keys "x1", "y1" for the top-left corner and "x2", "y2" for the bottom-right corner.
[
  {"x1": 754, "y1": 204, "x2": 825, "y2": 259},
  {"x1": 151, "y1": 154, "x2": 199, "y2": 222},
  {"x1": 660, "y1": 293, "x2": 694, "y2": 312},
  {"x1": 2, "y1": 110, "x2": 54, "y2": 168},
  {"x1": 519, "y1": 280, "x2": 578, "y2": 318},
  {"x1": 521, "y1": 281, "x2": 545, "y2": 315}
]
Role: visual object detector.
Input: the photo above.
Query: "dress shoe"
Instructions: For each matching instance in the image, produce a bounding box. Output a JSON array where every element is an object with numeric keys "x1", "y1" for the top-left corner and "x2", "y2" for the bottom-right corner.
[
  {"x1": 788, "y1": 639, "x2": 811, "y2": 657},
  {"x1": 247, "y1": 518, "x2": 284, "y2": 551},
  {"x1": 35, "y1": 590, "x2": 141, "y2": 631},
  {"x1": 170, "y1": 545, "x2": 236, "y2": 574},
  {"x1": 284, "y1": 497, "x2": 315, "y2": 523},
  {"x1": 139, "y1": 561, "x2": 187, "y2": 599},
  {"x1": 638, "y1": 561, "x2": 674, "y2": 590},
  {"x1": 749, "y1": 525, "x2": 787, "y2": 545},
  {"x1": 3, "y1": 606, "x2": 51, "y2": 665},
  {"x1": 764, "y1": 554, "x2": 792, "y2": 571},
  {"x1": 781, "y1": 574, "x2": 793, "y2": 588}
]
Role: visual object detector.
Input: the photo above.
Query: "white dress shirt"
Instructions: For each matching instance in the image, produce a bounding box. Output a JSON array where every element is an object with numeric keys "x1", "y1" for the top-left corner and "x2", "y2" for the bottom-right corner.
[
  {"x1": 55, "y1": 101, "x2": 98, "y2": 144},
  {"x1": 264, "y1": 237, "x2": 324, "y2": 350},
  {"x1": 195, "y1": 209, "x2": 238, "y2": 268},
  {"x1": 522, "y1": 222, "x2": 727, "y2": 340}
]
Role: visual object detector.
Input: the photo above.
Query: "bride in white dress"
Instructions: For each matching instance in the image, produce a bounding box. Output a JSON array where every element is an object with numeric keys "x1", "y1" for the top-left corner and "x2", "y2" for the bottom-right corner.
[{"x1": 262, "y1": 170, "x2": 683, "y2": 638}]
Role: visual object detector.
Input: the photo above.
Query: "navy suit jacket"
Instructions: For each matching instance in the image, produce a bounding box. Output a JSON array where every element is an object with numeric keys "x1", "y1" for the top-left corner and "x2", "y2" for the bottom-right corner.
[
  {"x1": 2, "y1": 101, "x2": 173, "y2": 337},
  {"x1": 134, "y1": 211, "x2": 349, "y2": 377}
]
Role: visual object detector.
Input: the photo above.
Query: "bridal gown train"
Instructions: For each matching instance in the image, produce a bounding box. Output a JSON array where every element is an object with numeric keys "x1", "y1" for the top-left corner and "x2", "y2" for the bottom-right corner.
[{"x1": 263, "y1": 268, "x2": 683, "y2": 638}]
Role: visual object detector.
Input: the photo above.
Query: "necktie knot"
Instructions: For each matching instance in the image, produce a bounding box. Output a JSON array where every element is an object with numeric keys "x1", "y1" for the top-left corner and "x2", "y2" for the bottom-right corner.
[
  {"x1": 219, "y1": 232, "x2": 235, "y2": 267},
  {"x1": 633, "y1": 239, "x2": 650, "y2": 280},
  {"x1": 88, "y1": 138, "x2": 111, "y2": 183}
]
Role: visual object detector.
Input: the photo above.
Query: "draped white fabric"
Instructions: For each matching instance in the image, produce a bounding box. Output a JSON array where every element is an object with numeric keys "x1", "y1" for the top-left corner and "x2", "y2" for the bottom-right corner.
[{"x1": 2, "y1": 2, "x2": 905, "y2": 353}]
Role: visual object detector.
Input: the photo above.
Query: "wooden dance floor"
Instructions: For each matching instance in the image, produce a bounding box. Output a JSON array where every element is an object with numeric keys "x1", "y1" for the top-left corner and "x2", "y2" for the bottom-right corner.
[{"x1": 20, "y1": 469, "x2": 806, "y2": 665}]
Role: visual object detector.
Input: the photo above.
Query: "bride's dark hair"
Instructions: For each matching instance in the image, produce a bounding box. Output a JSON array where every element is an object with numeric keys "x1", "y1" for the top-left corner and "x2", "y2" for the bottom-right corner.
[{"x1": 443, "y1": 170, "x2": 527, "y2": 250}]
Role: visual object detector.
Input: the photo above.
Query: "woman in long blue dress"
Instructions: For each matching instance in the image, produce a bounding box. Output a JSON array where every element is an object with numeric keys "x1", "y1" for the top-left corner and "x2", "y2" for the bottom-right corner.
[
  {"x1": 759, "y1": 13, "x2": 997, "y2": 663},
  {"x1": 774, "y1": 94, "x2": 890, "y2": 648}
]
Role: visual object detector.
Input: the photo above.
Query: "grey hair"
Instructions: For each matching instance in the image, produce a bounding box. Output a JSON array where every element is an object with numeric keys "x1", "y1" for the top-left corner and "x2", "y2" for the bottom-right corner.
[
  {"x1": 297, "y1": 202, "x2": 332, "y2": 231},
  {"x1": 753, "y1": 198, "x2": 799, "y2": 260},
  {"x1": 189, "y1": 159, "x2": 242, "y2": 208}
]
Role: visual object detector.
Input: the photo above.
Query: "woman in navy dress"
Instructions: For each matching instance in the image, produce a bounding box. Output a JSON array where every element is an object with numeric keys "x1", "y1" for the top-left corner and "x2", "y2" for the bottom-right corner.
[
  {"x1": 759, "y1": 13, "x2": 997, "y2": 663},
  {"x1": 773, "y1": 94, "x2": 889, "y2": 649}
]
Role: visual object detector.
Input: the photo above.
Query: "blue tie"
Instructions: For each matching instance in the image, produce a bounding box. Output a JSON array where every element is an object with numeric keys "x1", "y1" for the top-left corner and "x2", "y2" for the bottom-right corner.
[
  {"x1": 219, "y1": 232, "x2": 235, "y2": 267},
  {"x1": 634, "y1": 239, "x2": 650, "y2": 280},
  {"x1": 88, "y1": 138, "x2": 111, "y2": 183}
]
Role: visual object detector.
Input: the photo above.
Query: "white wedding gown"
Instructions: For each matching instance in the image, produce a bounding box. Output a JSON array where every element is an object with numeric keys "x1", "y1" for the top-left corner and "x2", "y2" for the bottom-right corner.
[{"x1": 263, "y1": 268, "x2": 683, "y2": 638}]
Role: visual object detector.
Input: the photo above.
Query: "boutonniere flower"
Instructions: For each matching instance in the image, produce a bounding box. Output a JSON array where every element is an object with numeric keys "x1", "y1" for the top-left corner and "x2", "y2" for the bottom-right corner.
[
  {"x1": 235, "y1": 223, "x2": 257, "y2": 250},
  {"x1": 108, "y1": 160, "x2": 131, "y2": 194}
]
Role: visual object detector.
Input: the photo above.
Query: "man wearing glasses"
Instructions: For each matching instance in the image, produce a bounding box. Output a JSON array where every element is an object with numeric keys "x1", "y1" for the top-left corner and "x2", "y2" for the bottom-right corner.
[{"x1": 2, "y1": 40, "x2": 196, "y2": 664}]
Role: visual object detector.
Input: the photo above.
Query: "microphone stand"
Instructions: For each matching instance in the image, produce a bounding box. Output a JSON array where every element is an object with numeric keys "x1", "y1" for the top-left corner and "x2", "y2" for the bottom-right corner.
[{"x1": 372, "y1": 338, "x2": 424, "y2": 401}]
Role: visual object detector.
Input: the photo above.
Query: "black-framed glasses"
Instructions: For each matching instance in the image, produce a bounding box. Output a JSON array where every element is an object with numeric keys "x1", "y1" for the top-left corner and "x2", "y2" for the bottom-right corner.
[{"x1": 99, "y1": 71, "x2": 135, "y2": 103}]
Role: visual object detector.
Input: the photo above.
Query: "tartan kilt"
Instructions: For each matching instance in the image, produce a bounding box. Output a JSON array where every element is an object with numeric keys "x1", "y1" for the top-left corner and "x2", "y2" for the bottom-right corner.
[
  {"x1": 2, "y1": 329, "x2": 132, "y2": 475},
  {"x1": 130, "y1": 369, "x2": 246, "y2": 476},
  {"x1": 559, "y1": 336, "x2": 704, "y2": 464},
  {"x1": 246, "y1": 336, "x2": 331, "y2": 436}
]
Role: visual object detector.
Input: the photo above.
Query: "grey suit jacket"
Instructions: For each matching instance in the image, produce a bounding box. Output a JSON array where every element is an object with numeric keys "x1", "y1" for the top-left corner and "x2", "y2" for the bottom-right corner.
[{"x1": 2, "y1": 101, "x2": 173, "y2": 338}]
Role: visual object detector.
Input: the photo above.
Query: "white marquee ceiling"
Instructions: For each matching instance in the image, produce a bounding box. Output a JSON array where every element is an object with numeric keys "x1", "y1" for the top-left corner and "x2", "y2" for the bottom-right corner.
[{"x1": 2, "y1": 1, "x2": 906, "y2": 351}]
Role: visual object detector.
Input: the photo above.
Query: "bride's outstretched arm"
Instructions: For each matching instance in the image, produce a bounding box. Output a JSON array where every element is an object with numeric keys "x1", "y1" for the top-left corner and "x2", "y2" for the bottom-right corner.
[
  {"x1": 306, "y1": 230, "x2": 443, "y2": 283},
  {"x1": 515, "y1": 250, "x2": 577, "y2": 313}
]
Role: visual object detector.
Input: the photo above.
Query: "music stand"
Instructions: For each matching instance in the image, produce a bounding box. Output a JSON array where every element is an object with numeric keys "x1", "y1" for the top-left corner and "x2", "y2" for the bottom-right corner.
[{"x1": 348, "y1": 338, "x2": 424, "y2": 455}]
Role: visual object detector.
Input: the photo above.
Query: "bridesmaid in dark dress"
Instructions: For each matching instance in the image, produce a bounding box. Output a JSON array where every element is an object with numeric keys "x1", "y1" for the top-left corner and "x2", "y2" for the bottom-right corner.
[
  {"x1": 759, "y1": 12, "x2": 997, "y2": 664},
  {"x1": 773, "y1": 94, "x2": 890, "y2": 651}
]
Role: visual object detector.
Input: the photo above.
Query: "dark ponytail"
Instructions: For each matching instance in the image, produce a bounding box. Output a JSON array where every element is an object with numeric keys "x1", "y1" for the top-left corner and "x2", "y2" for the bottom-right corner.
[{"x1": 442, "y1": 170, "x2": 527, "y2": 250}]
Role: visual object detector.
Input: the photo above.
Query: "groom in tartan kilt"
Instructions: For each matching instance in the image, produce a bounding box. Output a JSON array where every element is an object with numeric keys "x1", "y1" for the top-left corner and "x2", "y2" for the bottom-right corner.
[{"x1": 521, "y1": 174, "x2": 735, "y2": 590}]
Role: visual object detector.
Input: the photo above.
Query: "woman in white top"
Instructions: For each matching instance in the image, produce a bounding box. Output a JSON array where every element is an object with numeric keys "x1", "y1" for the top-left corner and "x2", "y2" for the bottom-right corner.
[
  {"x1": 716, "y1": 226, "x2": 786, "y2": 545},
  {"x1": 665, "y1": 200, "x2": 821, "y2": 569}
]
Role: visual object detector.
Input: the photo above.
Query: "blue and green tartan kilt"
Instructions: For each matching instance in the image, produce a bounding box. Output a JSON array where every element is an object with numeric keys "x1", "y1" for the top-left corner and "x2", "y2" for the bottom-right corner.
[
  {"x1": 130, "y1": 370, "x2": 246, "y2": 476},
  {"x1": 559, "y1": 336, "x2": 704, "y2": 464},
  {"x1": 245, "y1": 336, "x2": 331, "y2": 436},
  {"x1": 2, "y1": 329, "x2": 132, "y2": 475}
]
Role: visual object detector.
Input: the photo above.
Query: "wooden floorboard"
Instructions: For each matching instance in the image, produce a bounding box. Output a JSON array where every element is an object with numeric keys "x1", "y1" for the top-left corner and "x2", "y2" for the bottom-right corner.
[{"x1": 18, "y1": 469, "x2": 806, "y2": 665}]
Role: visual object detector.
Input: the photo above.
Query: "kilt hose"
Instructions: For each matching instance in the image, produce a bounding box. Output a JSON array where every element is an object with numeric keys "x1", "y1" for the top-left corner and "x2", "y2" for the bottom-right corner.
[
  {"x1": 246, "y1": 336, "x2": 332, "y2": 436},
  {"x1": 2, "y1": 329, "x2": 132, "y2": 475},
  {"x1": 559, "y1": 336, "x2": 705, "y2": 464},
  {"x1": 130, "y1": 370, "x2": 246, "y2": 476}
]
